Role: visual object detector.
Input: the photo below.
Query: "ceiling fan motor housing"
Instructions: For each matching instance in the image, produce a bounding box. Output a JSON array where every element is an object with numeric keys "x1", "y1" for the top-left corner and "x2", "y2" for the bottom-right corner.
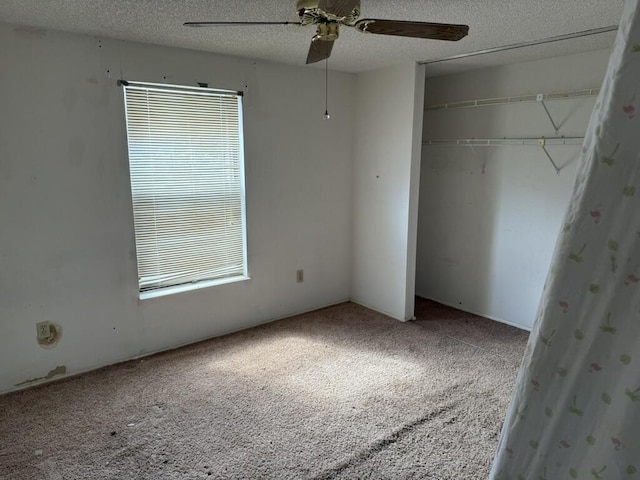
[
  {"x1": 296, "y1": 0, "x2": 321, "y2": 11},
  {"x1": 296, "y1": 0, "x2": 361, "y2": 24}
]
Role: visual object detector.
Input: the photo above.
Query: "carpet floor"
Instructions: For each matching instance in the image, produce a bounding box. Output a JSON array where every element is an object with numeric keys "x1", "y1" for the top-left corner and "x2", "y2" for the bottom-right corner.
[{"x1": 0, "y1": 298, "x2": 529, "y2": 479}]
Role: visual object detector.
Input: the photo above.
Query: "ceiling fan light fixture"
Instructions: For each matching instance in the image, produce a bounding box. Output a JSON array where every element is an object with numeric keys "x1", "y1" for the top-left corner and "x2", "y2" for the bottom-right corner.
[{"x1": 316, "y1": 22, "x2": 339, "y2": 41}]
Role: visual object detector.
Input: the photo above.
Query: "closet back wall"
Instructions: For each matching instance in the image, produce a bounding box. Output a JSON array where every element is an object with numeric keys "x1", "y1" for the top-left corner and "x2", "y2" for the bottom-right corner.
[{"x1": 416, "y1": 49, "x2": 611, "y2": 330}]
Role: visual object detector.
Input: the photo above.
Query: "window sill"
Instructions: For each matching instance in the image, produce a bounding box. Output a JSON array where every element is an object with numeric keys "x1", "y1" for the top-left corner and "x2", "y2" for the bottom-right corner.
[{"x1": 139, "y1": 275, "x2": 251, "y2": 300}]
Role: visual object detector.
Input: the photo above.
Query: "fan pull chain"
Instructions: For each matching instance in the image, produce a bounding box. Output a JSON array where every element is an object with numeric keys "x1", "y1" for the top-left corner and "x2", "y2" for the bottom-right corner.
[{"x1": 324, "y1": 52, "x2": 330, "y2": 120}]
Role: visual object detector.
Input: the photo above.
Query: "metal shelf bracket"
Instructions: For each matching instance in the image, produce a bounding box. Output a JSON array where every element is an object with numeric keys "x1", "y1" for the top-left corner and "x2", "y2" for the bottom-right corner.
[
  {"x1": 537, "y1": 138, "x2": 561, "y2": 174},
  {"x1": 537, "y1": 93, "x2": 560, "y2": 134}
]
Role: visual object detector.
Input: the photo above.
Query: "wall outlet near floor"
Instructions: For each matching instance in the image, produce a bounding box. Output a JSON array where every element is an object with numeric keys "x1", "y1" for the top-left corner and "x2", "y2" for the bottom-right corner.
[
  {"x1": 36, "y1": 321, "x2": 51, "y2": 340},
  {"x1": 296, "y1": 269, "x2": 304, "y2": 283}
]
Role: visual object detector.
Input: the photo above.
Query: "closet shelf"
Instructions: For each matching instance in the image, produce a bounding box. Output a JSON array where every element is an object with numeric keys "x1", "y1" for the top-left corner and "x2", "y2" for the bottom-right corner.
[
  {"x1": 423, "y1": 137, "x2": 585, "y2": 174},
  {"x1": 423, "y1": 137, "x2": 584, "y2": 147},
  {"x1": 425, "y1": 88, "x2": 599, "y2": 112},
  {"x1": 423, "y1": 88, "x2": 595, "y2": 174}
]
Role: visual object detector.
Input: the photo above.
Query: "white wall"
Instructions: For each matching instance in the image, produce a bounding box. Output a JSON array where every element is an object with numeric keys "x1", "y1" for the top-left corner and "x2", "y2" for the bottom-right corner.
[
  {"x1": 416, "y1": 49, "x2": 612, "y2": 330},
  {"x1": 0, "y1": 23, "x2": 355, "y2": 393},
  {"x1": 351, "y1": 63, "x2": 425, "y2": 321}
]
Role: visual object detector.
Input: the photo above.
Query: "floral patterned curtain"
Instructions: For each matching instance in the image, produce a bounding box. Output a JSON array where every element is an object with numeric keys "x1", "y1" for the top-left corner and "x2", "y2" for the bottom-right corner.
[{"x1": 490, "y1": 2, "x2": 640, "y2": 478}]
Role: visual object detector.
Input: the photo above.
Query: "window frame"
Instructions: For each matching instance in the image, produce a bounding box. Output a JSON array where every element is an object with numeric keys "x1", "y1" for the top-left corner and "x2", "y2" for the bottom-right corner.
[{"x1": 122, "y1": 80, "x2": 249, "y2": 300}]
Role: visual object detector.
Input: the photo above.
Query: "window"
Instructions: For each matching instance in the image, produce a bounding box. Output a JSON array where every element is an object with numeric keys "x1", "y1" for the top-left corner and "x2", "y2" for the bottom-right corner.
[{"x1": 122, "y1": 81, "x2": 248, "y2": 299}]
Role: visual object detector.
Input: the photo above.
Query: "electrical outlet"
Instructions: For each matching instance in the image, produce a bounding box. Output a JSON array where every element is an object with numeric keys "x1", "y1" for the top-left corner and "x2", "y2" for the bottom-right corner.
[
  {"x1": 296, "y1": 269, "x2": 304, "y2": 283},
  {"x1": 36, "y1": 321, "x2": 51, "y2": 340}
]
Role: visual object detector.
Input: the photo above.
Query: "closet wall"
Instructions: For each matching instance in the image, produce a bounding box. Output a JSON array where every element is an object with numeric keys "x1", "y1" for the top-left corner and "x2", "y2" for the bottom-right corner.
[{"x1": 416, "y1": 49, "x2": 612, "y2": 330}]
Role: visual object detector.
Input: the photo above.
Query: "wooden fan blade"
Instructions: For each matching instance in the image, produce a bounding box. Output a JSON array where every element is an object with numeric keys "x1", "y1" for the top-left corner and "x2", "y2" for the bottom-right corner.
[
  {"x1": 184, "y1": 21, "x2": 301, "y2": 27},
  {"x1": 354, "y1": 19, "x2": 469, "y2": 41},
  {"x1": 318, "y1": 0, "x2": 360, "y2": 18},
  {"x1": 306, "y1": 39, "x2": 334, "y2": 64}
]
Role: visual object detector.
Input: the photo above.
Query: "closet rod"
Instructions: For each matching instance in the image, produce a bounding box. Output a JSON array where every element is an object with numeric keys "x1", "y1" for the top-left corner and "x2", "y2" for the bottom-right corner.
[
  {"x1": 425, "y1": 88, "x2": 599, "y2": 111},
  {"x1": 423, "y1": 137, "x2": 584, "y2": 147},
  {"x1": 419, "y1": 26, "x2": 618, "y2": 65}
]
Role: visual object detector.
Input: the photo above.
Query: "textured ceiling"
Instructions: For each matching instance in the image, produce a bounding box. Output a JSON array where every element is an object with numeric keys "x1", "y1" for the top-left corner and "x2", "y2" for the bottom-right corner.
[{"x1": 0, "y1": 0, "x2": 625, "y2": 75}]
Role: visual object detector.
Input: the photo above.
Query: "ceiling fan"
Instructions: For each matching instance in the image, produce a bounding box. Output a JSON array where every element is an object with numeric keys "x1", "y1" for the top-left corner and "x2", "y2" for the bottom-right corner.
[{"x1": 185, "y1": 0, "x2": 469, "y2": 64}]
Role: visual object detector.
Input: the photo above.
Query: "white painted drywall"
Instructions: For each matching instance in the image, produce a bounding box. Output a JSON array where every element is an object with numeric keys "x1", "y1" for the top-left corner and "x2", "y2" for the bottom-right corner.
[
  {"x1": 416, "y1": 49, "x2": 612, "y2": 330},
  {"x1": 0, "y1": 23, "x2": 355, "y2": 393},
  {"x1": 351, "y1": 63, "x2": 425, "y2": 321}
]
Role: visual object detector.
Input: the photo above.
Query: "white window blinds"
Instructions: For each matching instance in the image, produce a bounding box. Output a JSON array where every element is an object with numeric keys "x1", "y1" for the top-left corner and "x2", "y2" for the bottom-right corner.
[{"x1": 123, "y1": 82, "x2": 248, "y2": 296}]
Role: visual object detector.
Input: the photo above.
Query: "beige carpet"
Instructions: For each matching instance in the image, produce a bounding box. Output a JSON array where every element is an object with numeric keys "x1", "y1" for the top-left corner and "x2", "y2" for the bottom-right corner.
[{"x1": 0, "y1": 298, "x2": 529, "y2": 479}]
